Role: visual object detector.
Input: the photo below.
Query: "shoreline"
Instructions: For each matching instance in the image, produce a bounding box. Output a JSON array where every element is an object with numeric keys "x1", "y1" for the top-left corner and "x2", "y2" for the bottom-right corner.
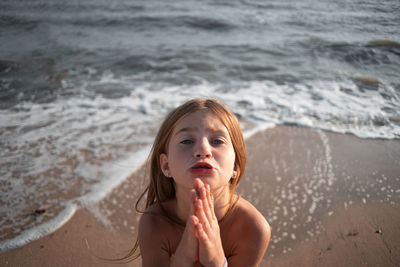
[{"x1": 1, "y1": 125, "x2": 400, "y2": 266}]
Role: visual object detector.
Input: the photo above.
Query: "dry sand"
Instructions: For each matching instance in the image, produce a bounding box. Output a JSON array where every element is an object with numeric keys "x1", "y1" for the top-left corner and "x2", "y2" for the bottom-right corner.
[{"x1": 1, "y1": 126, "x2": 399, "y2": 266}]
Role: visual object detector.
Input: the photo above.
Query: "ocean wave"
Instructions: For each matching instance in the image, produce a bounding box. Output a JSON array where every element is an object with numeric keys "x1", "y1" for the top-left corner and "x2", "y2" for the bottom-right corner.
[{"x1": 299, "y1": 38, "x2": 400, "y2": 68}]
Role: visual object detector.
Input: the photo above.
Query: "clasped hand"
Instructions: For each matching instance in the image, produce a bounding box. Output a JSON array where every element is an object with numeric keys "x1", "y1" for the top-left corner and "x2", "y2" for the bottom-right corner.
[{"x1": 172, "y1": 178, "x2": 226, "y2": 267}]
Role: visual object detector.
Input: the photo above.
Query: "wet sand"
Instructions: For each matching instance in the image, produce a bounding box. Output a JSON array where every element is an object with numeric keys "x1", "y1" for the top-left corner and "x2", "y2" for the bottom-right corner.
[
  {"x1": 243, "y1": 126, "x2": 400, "y2": 266},
  {"x1": 1, "y1": 126, "x2": 399, "y2": 266}
]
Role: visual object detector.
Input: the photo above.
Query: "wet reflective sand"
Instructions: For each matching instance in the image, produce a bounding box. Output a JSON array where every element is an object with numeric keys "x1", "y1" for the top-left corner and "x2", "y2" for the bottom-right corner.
[{"x1": 241, "y1": 126, "x2": 400, "y2": 266}]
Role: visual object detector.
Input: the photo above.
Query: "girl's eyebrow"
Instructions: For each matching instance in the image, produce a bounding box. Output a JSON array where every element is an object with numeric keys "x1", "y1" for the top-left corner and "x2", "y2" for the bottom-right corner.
[
  {"x1": 174, "y1": 126, "x2": 228, "y2": 136},
  {"x1": 174, "y1": 127, "x2": 197, "y2": 136}
]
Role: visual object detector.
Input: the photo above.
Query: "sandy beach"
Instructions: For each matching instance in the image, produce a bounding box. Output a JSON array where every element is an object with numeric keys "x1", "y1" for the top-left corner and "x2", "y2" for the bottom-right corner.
[{"x1": 1, "y1": 126, "x2": 399, "y2": 266}]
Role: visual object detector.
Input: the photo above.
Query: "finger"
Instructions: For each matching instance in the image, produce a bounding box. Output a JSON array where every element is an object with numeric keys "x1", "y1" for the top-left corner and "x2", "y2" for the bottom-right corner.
[
  {"x1": 205, "y1": 184, "x2": 215, "y2": 220},
  {"x1": 194, "y1": 180, "x2": 213, "y2": 225},
  {"x1": 190, "y1": 189, "x2": 197, "y2": 214},
  {"x1": 190, "y1": 215, "x2": 200, "y2": 236},
  {"x1": 195, "y1": 199, "x2": 211, "y2": 231},
  {"x1": 191, "y1": 215, "x2": 199, "y2": 225},
  {"x1": 188, "y1": 218, "x2": 196, "y2": 238},
  {"x1": 194, "y1": 178, "x2": 205, "y2": 196},
  {"x1": 193, "y1": 218, "x2": 209, "y2": 244},
  {"x1": 194, "y1": 178, "x2": 202, "y2": 188},
  {"x1": 194, "y1": 181, "x2": 212, "y2": 220},
  {"x1": 201, "y1": 185, "x2": 213, "y2": 223},
  {"x1": 191, "y1": 188, "x2": 197, "y2": 202},
  {"x1": 188, "y1": 216, "x2": 200, "y2": 251},
  {"x1": 175, "y1": 214, "x2": 199, "y2": 263}
]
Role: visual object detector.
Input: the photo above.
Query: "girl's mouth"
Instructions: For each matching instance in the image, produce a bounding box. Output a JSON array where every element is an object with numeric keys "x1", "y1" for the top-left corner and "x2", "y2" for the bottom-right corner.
[{"x1": 189, "y1": 162, "x2": 215, "y2": 175}]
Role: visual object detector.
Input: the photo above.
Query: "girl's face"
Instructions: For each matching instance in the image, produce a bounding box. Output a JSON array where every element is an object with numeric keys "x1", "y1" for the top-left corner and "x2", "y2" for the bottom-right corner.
[{"x1": 160, "y1": 110, "x2": 236, "y2": 193}]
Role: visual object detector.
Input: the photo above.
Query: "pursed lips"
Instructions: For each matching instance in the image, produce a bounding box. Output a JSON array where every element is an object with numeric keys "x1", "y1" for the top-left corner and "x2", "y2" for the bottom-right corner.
[{"x1": 189, "y1": 162, "x2": 215, "y2": 175}]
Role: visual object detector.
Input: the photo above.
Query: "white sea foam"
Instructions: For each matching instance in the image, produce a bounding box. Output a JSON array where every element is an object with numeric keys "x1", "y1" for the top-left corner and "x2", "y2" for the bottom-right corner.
[
  {"x1": 243, "y1": 123, "x2": 276, "y2": 139},
  {"x1": 1, "y1": 77, "x2": 399, "y2": 252},
  {"x1": 77, "y1": 145, "x2": 152, "y2": 207},
  {"x1": 0, "y1": 203, "x2": 77, "y2": 252}
]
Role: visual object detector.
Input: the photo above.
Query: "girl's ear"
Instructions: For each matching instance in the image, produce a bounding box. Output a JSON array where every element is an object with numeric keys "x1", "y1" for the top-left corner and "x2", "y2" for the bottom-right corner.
[
  {"x1": 232, "y1": 170, "x2": 237, "y2": 179},
  {"x1": 232, "y1": 165, "x2": 238, "y2": 179},
  {"x1": 160, "y1": 153, "x2": 170, "y2": 177}
]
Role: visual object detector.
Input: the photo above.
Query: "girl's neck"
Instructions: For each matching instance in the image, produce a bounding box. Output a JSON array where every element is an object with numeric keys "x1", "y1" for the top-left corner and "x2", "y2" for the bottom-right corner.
[{"x1": 174, "y1": 185, "x2": 232, "y2": 224}]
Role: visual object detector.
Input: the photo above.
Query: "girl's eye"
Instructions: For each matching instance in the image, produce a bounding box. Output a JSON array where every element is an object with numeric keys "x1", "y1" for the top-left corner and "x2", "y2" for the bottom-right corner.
[
  {"x1": 212, "y1": 139, "x2": 224, "y2": 145},
  {"x1": 180, "y1": 139, "x2": 193, "y2": 145}
]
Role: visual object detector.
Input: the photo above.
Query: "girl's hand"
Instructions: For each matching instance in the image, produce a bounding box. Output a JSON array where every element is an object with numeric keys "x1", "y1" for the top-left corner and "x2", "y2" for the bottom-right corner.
[
  {"x1": 171, "y1": 192, "x2": 199, "y2": 266},
  {"x1": 192, "y1": 178, "x2": 226, "y2": 267}
]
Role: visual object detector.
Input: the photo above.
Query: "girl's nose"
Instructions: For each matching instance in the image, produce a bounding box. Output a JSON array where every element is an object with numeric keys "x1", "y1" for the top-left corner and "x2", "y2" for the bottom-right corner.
[{"x1": 194, "y1": 138, "x2": 212, "y2": 158}]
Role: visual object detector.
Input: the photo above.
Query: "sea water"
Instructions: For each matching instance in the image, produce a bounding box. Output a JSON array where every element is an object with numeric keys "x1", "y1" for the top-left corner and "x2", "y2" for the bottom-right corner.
[{"x1": 1, "y1": 0, "x2": 399, "y2": 251}]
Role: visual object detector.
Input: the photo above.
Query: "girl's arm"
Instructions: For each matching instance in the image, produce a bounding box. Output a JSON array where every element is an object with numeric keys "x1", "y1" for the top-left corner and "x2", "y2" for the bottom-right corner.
[
  {"x1": 138, "y1": 212, "x2": 171, "y2": 267},
  {"x1": 225, "y1": 201, "x2": 271, "y2": 267}
]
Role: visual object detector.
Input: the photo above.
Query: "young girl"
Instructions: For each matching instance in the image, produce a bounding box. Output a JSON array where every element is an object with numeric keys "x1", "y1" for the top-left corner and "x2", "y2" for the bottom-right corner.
[{"x1": 133, "y1": 98, "x2": 270, "y2": 266}]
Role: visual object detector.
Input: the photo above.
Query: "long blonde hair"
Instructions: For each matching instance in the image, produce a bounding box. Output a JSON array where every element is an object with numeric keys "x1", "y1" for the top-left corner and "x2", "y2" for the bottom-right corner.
[{"x1": 128, "y1": 98, "x2": 246, "y2": 260}]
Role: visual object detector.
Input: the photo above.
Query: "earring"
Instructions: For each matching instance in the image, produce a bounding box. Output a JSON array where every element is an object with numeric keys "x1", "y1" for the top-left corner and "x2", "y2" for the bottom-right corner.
[
  {"x1": 165, "y1": 171, "x2": 170, "y2": 178},
  {"x1": 232, "y1": 171, "x2": 237, "y2": 179}
]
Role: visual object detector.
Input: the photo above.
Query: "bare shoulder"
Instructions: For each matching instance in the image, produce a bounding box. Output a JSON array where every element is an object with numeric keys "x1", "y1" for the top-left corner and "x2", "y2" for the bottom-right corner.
[
  {"x1": 224, "y1": 197, "x2": 271, "y2": 266},
  {"x1": 138, "y1": 203, "x2": 172, "y2": 267},
  {"x1": 139, "y1": 202, "x2": 176, "y2": 245},
  {"x1": 139, "y1": 203, "x2": 167, "y2": 233},
  {"x1": 234, "y1": 197, "x2": 271, "y2": 241}
]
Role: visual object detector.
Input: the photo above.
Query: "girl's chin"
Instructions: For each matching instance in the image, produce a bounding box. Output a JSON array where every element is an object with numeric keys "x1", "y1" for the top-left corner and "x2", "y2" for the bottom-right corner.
[
  {"x1": 190, "y1": 175, "x2": 216, "y2": 181},
  {"x1": 189, "y1": 168, "x2": 215, "y2": 176},
  {"x1": 190, "y1": 177, "x2": 230, "y2": 189}
]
